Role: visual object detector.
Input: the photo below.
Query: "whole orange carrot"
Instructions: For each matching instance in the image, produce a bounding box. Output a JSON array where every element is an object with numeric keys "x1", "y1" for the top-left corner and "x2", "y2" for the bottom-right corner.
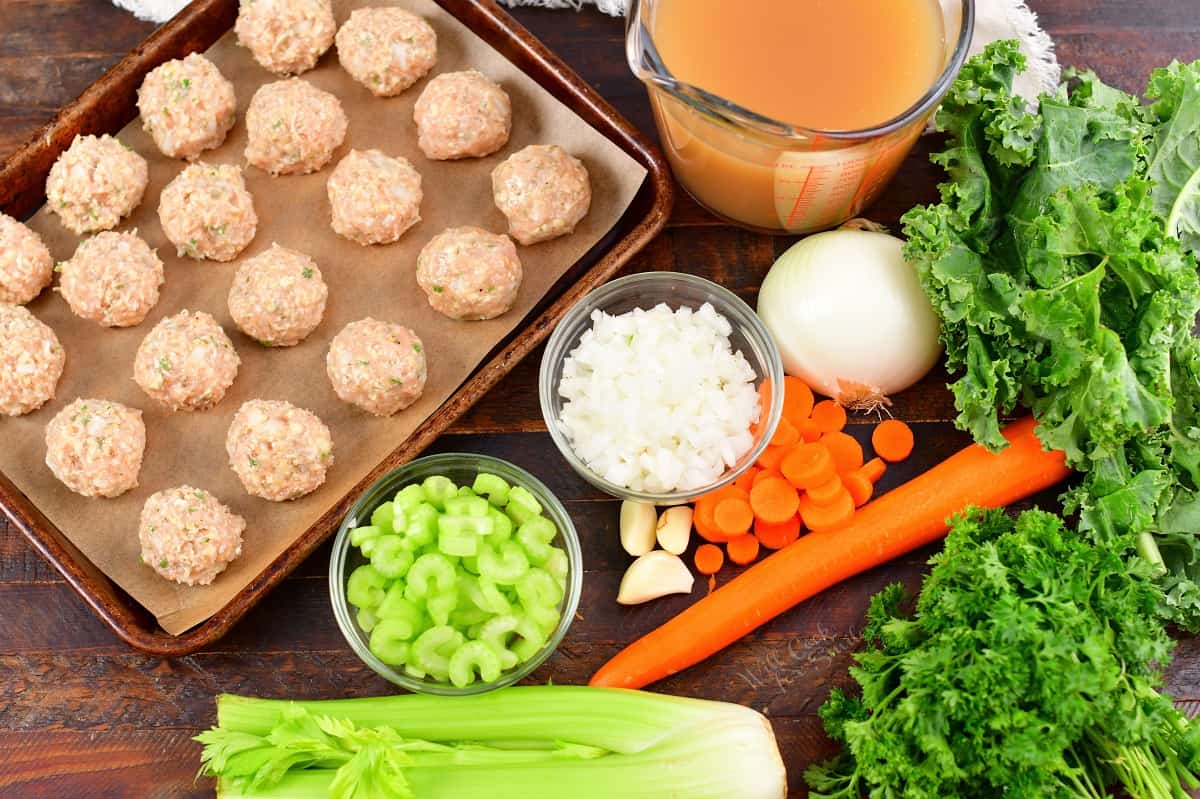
[{"x1": 590, "y1": 417, "x2": 1070, "y2": 689}]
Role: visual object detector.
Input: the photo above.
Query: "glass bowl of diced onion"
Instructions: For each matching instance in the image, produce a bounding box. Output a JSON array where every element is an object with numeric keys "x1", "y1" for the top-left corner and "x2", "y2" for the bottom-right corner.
[
  {"x1": 329, "y1": 453, "x2": 583, "y2": 695},
  {"x1": 539, "y1": 271, "x2": 785, "y2": 505}
]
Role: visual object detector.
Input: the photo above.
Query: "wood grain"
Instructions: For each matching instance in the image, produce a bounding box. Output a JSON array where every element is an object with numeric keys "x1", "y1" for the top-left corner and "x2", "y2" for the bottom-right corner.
[{"x1": 2, "y1": 0, "x2": 1200, "y2": 797}]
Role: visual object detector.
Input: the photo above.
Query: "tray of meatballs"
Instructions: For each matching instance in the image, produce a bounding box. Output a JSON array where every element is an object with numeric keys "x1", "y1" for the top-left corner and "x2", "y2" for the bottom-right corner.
[{"x1": 0, "y1": 0, "x2": 666, "y2": 654}]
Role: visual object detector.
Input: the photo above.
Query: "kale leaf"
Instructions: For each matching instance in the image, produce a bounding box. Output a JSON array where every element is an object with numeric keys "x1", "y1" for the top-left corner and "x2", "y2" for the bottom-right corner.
[{"x1": 902, "y1": 41, "x2": 1200, "y2": 629}]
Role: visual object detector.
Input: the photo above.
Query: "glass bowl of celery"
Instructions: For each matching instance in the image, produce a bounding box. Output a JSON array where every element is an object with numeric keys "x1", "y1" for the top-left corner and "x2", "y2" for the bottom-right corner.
[{"x1": 329, "y1": 453, "x2": 583, "y2": 695}]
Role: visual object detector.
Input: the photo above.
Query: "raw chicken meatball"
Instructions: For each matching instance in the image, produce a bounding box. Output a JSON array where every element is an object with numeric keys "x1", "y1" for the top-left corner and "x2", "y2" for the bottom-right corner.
[
  {"x1": 226, "y1": 399, "x2": 333, "y2": 501},
  {"x1": 0, "y1": 304, "x2": 65, "y2": 417},
  {"x1": 245, "y1": 78, "x2": 347, "y2": 175},
  {"x1": 336, "y1": 7, "x2": 437, "y2": 97},
  {"x1": 416, "y1": 227, "x2": 522, "y2": 321},
  {"x1": 0, "y1": 212, "x2": 53, "y2": 305},
  {"x1": 45, "y1": 398, "x2": 145, "y2": 498},
  {"x1": 413, "y1": 70, "x2": 511, "y2": 160},
  {"x1": 134, "y1": 310, "x2": 240, "y2": 411},
  {"x1": 326, "y1": 318, "x2": 426, "y2": 416},
  {"x1": 45, "y1": 134, "x2": 148, "y2": 235},
  {"x1": 137, "y1": 53, "x2": 237, "y2": 160},
  {"x1": 235, "y1": 0, "x2": 335, "y2": 75},
  {"x1": 139, "y1": 485, "x2": 245, "y2": 586},
  {"x1": 326, "y1": 149, "x2": 422, "y2": 245},
  {"x1": 59, "y1": 230, "x2": 164, "y2": 327},
  {"x1": 492, "y1": 144, "x2": 591, "y2": 245},
  {"x1": 158, "y1": 162, "x2": 258, "y2": 261},
  {"x1": 228, "y1": 243, "x2": 328, "y2": 346}
]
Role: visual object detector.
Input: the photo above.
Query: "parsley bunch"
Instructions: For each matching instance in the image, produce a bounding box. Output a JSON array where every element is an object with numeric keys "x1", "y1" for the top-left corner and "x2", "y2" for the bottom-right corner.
[{"x1": 807, "y1": 508, "x2": 1200, "y2": 798}]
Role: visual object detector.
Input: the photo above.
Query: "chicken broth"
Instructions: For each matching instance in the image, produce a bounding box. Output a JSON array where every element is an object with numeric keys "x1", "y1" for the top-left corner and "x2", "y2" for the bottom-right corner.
[{"x1": 642, "y1": 0, "x2": 949, "y2": 232}]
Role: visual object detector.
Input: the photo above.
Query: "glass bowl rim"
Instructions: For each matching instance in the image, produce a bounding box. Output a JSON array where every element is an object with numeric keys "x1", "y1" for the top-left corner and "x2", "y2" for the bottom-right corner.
[
  {"x1": 538, "y1": 270, "x2": 785, "y2": 504},
  {"x1": 328, "y1": 452, "x2": 583, "y2": 696}
]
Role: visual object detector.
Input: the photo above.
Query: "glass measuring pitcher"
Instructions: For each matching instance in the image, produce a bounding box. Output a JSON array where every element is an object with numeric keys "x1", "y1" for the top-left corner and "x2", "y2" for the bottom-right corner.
[{"x1": 626, "y1": 0, "x2": 975, "y2": 234}]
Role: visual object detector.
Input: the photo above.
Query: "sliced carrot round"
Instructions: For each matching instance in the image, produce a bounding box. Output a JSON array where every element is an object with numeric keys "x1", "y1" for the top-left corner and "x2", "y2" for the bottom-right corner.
[
  {"x1": 753, "y1": 468, "x2": 782, "y2": 487},
  {"x1": 756, "y1": 443, "x2": 788, "y2": 471},
  {"x1": 806, "y1": 474, "x2": 845, "y2": 506},
  {"x1": 821, "y1": 431, "x2": 865, "y2": 474},
  {"x1": 798, "y1": 490, "x2": 855, "y2": 532},
  {"x1": 781, "y1": 376, "x2": 815, "y2": 423},
  {"x1": 872, "y1": 419, "x2": 914, "y2": 462},
  {"x1": 843, "y1": 471, "x2": 874, "y2": 507},
  {"x1": 810, "y1": 400, "x2": 847, "y2": 433},
  {"x1": 726, "y1": 533, "x2": 760, "y2": 565},
  {"x1": 770, "y1": 417, "x2": 800, "y2": 448},
  {"x1": 693, "y1": 497, "x2": 730, "y2": 543},
  {"x1": 749, "y1": 477, "x2": 800, "y2": 524},
  {"x1": 859, "y1": 457, "x2": 887, "y2": 484},
  {"x1": 694, "y1": 543, "x2": 724, "y2": 575},
  {"x1": 713, "y1": 497, "x2": 754, "y2": 536},
  {"x1": 796, "y1": 418, "x2": 823, "y2": 443},
  {"x1": 754, "y1": 515, "x2": 801, "y2": 550},
  {"x1": 780, "y1": 443, "x2": 835, "y2": 489},
  {"x1": 734, "y1": 465, "x2": 761, "y2": 494}
]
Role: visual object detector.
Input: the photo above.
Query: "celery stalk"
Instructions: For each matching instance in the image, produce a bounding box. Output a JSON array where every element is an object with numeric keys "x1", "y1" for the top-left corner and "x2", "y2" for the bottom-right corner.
[
  {"x1": 204, "y1": 687, "x2": 786, "y2": 799},
  {"x1": 217, "y1": 686, "x2": 742, "y2": 753}
]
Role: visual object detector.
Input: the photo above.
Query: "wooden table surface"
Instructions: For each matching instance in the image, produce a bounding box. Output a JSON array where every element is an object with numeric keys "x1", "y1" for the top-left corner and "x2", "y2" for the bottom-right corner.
[{"x1": 3, "y1": 2, "x2": 1200, "y2": 796}]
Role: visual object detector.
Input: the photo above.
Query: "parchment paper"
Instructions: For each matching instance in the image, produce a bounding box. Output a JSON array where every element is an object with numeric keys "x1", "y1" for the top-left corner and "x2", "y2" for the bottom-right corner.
[{"x1": 6, "y1": 0, "x2": 646, "y2": 635}]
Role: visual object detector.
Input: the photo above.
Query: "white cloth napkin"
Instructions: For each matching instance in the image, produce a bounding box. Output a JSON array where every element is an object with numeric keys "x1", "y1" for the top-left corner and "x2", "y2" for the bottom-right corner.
[{"x1": 115, "y1": 0, "x2": 1059, "y2": 103}]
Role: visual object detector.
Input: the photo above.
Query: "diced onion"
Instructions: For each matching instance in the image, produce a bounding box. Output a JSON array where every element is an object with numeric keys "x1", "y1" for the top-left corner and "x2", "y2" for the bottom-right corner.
[{"x1": 556, "y1": 302, "x2": 760, "y2": 493}]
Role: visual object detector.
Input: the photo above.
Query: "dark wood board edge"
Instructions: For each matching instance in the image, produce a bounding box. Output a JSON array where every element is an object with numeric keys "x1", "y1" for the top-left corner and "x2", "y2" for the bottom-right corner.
[{"x1": 0, "y1": 0, "x2": 674, "y2": 657}]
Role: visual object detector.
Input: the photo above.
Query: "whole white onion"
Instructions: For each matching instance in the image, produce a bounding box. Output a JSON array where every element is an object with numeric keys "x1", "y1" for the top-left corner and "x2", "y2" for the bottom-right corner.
[{"x1": 755, "y1": 227, "x2": 942, "y2": 406}]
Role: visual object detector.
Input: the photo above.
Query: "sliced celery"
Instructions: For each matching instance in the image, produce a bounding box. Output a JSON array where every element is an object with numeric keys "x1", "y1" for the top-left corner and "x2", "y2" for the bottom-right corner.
[
  {"x1": 478, "y1": 540, "x2": 530, "y2": 585},
  {"x1": 422, "y1": 475, "x2": 457, "y2": 510},
  {"x1": 505, "y1": 486, "x2": 543, "y2": 525},
  {"x1": 473, "y1": 472, "x2": 511, "y2": 506},
  {"x1": 516, "y1": 568, "x2": 563, "y2": 609},
  {"x1": 544, "y1": 548, "x2": 569, "y2": 586},
  {"x1": 449, "y1": 605, "x2": 490, "y2": 628},
  {"x1": 346, "y1": 564, "x2": 388, "y2": 610},
  {"x1": 370, "y1": 535, "x2": 414, "y2": 579},
  {"x1": 517, "y1": 516, "x2": 557, "y2": 565},
  {"x1": 369, "y1": 619, "x2": 413, "y2": 666},
  {"x1": 349, "y1": 524, "x2": 382, "y2": 551},
  {"x1": 444, "y1": 495, "x2": 489, "y2": 518},
  {"x1": 411, "y1": 625, "x2": 464, "y2": 681},
  {"x1": 400, "y1": 503, "x2": 439, "y2": 550},
  {"x1": 370, "y1": 503, "x2": 395, "y2": 534},
  {"x1": 356, "y1": 607, "x2": 378, "y2": 633},
  {"x1": 345, "y1": 470, "x2": 573, "y2": 689},
  {"x1": 478, "y1": 614, "x2": 522, "y2": 670},
  {"x1": 376, "y1": 587, "x2": 423, "y2": 635},
  {"x1": 523, "y1": 602, "x2": 562, "y2": 638},
  {"x1": 404, "y1": 553, "x2": 457, "y2": 600},
  {"x1": 448, "y1": 640, "x2": 502, "y2": 688},
  {"x1": 466, "y1": 575, "x2": 512, "y2": 615},
  {"x1": 488, "y1": 507, "x2": 515, "y2": 541},
  {"x1": 393, "y1": 484, "x2": 426, "y2": 513},
  {"x1": 426, "y1": 589, "x2": 459, "y2": 626}
]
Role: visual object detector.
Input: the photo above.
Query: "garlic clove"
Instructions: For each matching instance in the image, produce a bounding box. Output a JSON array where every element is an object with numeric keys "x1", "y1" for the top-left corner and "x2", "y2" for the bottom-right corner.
[
  {"x1": 656, "y1": 506, "x2": 693, "y2": 555},
  {"x1": 617, "y1": 550, "x2": 695, "y2": 605},
  {"x1": 619, "y1": 500, "x2": 657, "y2": 557}
]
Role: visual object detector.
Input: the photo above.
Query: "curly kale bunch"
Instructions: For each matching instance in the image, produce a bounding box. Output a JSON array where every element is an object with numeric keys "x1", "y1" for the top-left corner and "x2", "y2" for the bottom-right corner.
[{"x1": 902, "y1": 40, "x2": 1200, "y2": 629}]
